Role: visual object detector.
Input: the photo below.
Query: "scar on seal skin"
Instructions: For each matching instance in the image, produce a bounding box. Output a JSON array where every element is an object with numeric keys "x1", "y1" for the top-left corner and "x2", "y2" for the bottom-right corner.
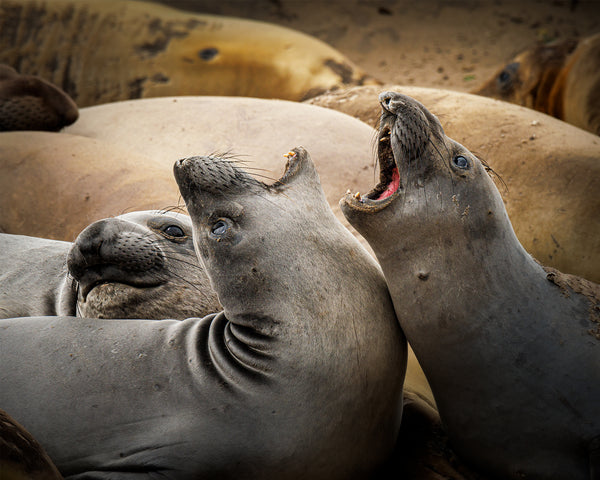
[
  {"x1": 0, "y1": 64, "x2": 78, "y2": 131},
  {"x1": 473, "y1": 33, "x2": 600, "y2": 135},
  {"x1": 341, "y1": 91, "x2": 600, "y2": 480}
]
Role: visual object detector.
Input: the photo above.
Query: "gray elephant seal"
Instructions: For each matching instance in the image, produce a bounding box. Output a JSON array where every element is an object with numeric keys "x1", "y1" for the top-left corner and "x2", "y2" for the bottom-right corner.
[
  {"x1": 0, "y1": 233, "x2": 76, "y2": 318},
  {"x1": 0, "y1": 64, "x2": 78, "y2": 131},
  {"x1": 0, "y1": 148, "x2": 406, "y2": 479},
  {"x1": 0, "y1": 210, "x2": 219, "y2": 320},
  {"x1": 340, "y1": 92, "x2": 600, "y2": 479}
]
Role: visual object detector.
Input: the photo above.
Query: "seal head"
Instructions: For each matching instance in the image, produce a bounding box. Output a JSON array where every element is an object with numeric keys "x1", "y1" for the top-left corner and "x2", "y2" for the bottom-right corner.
[
  {"x1": 67, "y1": 210, "x2": 220, "y2": 319},
  {"x1": 0, "y1": 64, "x2": 78, "y2": 131},
  {"x1": 340, "y1": 91, "x2": 600, "y2": 479}
]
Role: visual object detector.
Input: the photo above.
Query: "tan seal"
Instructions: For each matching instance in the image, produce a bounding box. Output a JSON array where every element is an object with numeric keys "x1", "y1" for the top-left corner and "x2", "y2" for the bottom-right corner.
[
  {"x1": 0, "y1": 0, "x2": 377, "y2": 106},
  {"x1": 473, "y1": 33, "x2": 600, "y2": 136},
  {"x1": 0, "y1": 64, "x2": 78, "y2": 131}
]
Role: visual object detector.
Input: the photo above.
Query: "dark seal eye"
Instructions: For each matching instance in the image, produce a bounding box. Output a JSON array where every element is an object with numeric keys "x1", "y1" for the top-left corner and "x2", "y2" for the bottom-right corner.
[
  {"x1": 198, "y1": 47, "x2": 219, "y2": 61},
  {"x1": 497, "y1": 62, "x2": 519, "y2": 91},
  {"x1": 453, "y1": 155, "x2": 469, "y2": 169},
  {"x1": 211, "y1": 220, "x2": 228, "y2": 236},
  {"x1": 163, "y1": 225, "x2": 185, "y2": 237}
]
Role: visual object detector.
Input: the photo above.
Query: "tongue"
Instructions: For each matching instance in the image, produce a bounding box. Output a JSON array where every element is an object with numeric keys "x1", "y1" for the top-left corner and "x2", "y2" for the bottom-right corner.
[{"x1": 376, "y1": 168, "x2": 400, "y2": 200}]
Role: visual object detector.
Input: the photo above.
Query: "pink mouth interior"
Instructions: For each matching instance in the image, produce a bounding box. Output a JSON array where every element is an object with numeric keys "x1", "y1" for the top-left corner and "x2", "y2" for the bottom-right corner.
[{"x1": 375, "y1": 168, "x2": 400, "y2": 200}]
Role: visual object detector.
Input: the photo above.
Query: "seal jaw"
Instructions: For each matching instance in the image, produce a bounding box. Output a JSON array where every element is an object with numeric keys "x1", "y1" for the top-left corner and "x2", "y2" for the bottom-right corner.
[{"x1": 341, "y1": 122, "x2": 402, "y2": 213}]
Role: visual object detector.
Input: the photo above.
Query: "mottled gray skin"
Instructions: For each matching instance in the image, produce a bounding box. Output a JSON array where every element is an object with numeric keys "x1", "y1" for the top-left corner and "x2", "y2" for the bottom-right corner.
[
  {"x1": 0, "y1": 64, "x2": 78, "y2": 131},
  {"x1": 0, "y1": 210, "x2": 219, "y2": 320},
  {"x1": 340, "y1": 92, "x2": 600, "y2": 480},
  {"x1": 0, "y1": 148, "x2": 406, "y2": 479},
  {"x1": 0, "y1": 233, "x2": 76, "y2": 317}
]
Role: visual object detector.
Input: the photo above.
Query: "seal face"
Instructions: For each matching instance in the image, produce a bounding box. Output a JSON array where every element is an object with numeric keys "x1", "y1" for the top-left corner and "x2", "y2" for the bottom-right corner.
[
  {"x1": 0, "y1": 64, "x2": 78, "y2": 131},
  {"x1": 67, "y1": 210, "x2": 220, "y2": 319},
  {"x1": 0, "y1": 149, "x2": 405, "y2": 479},
  {"x1": 340, "y1": 92, "x2": 600, "y2": 480}
]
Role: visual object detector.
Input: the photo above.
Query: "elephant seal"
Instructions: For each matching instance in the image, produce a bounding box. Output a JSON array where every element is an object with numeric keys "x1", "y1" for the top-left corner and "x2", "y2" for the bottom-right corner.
[
  {"x1": 473, "y1": 33, "x2": 600, "y2": 135},
  {"x1": 0, "y1": 147, "x2": 406, "y2": 479},
  {"x1": 0, "y1": 233, "x2": 76, "y2": 318},
  {"x1": 2, "y1": 97, "x2": 379, "y2": 247},
  {"x1": 307, "y1": 85, "x2": 600, "y2": 282},
  {"x1": 0, "y1": 0, "x2": 376, "y2": 106},
  {"x1": 340, "y1": 91, "x2": 600, "y2": 479},
  {"x1": 0, "y1": 408, "x2": 63, "y2": 480},
  {"x1": 0, "y1": 210, "x2": 220, "y2": 320},
  {"x1": 0, "y1": 64, "x2": 78, "y2": 131},
  {"x1": 0, "y1": 131, "x2": 180, "y2": 241}
]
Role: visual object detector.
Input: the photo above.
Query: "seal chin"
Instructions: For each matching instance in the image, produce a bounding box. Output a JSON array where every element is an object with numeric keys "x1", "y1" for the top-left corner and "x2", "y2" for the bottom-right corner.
[
  {"x1": 78, "y1": 277, "x2": 164, "y2": 302},
  {"x1": 342, "y1": 123, "x2": 402, "y2": 213}
]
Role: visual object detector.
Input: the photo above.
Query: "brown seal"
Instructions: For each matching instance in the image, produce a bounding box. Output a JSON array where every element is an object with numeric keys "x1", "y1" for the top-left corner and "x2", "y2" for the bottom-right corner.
[
  {"x1": 473, "y1": 33, "x2": 600, "y2": 135},
  {"x1": 306, "y1": 85, "x2": 600, "y2": 282},
  {"x1": 0, "y1": 131, "x2": 180, "y2": 241},
  {"x1": 0, "y1": 0, "x2": 377, "y2": 106},
  {"x1": 2, "y1": 97, "x2": 379, "y2": 249},
  {"x1": 0, "y1": 408, "x2": 63, "y2": 480},
  {"x1": 340, "y1": 91, "x2": 600, "y2": 480},
  {"x1": 0, "y1": 64, "x2": 78, "y2": 131}
]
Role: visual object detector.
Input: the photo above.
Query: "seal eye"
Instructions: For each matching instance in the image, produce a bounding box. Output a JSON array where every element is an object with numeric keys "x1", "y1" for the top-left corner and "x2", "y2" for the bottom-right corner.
[
  {"x1": 163, "y1": 225, "x2": 185, "y2": 238},
  {"x1": 497, "y1": 62, "x2": 519, "y2": 91},
  {"x1": 198, "y1": 47, "x2": 219, "y2": 61},
  {"x1": 453, "y1": 155, "x2": 469, "y2": 169},
  {"x1": 211, "y1": 220, "x2": 228, "y2": 236}
]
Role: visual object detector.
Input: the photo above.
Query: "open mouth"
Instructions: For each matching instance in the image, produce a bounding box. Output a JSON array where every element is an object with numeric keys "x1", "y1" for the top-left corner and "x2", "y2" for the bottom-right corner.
[{"x1": 344, "y1": 119, "x2": 401, "y2": 210}]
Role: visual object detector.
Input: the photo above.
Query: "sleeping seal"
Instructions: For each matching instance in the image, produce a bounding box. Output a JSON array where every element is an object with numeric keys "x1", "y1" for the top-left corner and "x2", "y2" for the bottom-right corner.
[
  {"x1": 0, "y1": 64, "x2": 78, "y2": 131},
  {"x1": 0, "y1": 148, "x2": 406, "y2": 479},
  {"x1": 340, "y1": 92, "x2": 600, "y2": 479},
  {"x1": 0, "y1": 210, "x2": 219, "y2": 319}
]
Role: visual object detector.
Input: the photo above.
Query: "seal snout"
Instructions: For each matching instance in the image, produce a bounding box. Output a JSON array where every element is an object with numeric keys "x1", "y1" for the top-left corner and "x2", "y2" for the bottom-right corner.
[{"x1": 67, "y1": 219, "x2": 166, "y2": 299}]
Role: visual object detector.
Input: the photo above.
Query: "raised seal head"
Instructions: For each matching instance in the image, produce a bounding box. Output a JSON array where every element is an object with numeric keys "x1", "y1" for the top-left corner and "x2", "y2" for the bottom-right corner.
[{"x1": 173, "y1": 147, "x2": 407, "y2": 478}]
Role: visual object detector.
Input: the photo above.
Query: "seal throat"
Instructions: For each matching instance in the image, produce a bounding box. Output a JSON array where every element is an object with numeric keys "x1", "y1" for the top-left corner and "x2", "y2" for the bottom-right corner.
[{"x1": 366, "y1": 124, "x2": 400, "y2": 202}]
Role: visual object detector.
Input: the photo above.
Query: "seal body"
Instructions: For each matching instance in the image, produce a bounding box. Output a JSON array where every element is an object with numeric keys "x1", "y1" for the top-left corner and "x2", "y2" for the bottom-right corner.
[
  {"x1": 0, "y1": 233, "x2": 75, "y2": 318},
  {"x1": 473, "y1": 33, "x2": 600, "y2": 135},
  {"x1": 340, "y1": 92, "x2": 600, "y2": 479},
  {"x1": 0, "y1": 64, "x2": 78, "y2": 131},
  {"x1": 0, "y1": 148, "x2": 406, "y2": 479},
  {"x1": 0, "y1": 210, "x2": 220, "y2": 320},
  {"x1": 0, "y1": 0, "x2": 376, "y2": 106}
]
